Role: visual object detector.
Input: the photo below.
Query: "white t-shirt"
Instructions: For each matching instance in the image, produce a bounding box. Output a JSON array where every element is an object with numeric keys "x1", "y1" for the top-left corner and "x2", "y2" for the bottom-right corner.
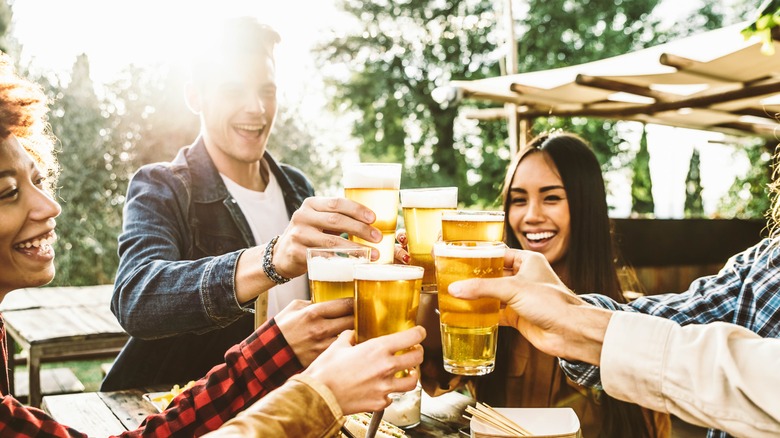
[{"x1": 220, "y1": 164, "x2": 308, "y2": 319}]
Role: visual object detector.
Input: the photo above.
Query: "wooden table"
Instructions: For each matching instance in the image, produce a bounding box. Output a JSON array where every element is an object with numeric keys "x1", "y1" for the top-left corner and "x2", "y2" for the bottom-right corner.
[
  {"x1": 0, "y1": 285, "x2": 129, "y2": 407},
  {"x1": 42, "y1": 387, "x2": 473, "y2": 437}
]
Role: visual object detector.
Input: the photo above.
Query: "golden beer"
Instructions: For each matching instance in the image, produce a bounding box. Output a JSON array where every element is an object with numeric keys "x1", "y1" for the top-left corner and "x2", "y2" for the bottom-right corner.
[
  {"x1": 307, "y1": 247, "x2": 370, "y2": 303},
  {"x1": 441, "y1": 210, "x2": 505, "y2": 243},
  {"x1": 353, "y1": 264, "x2": 423, "y2": 344},
  {"x1": 343, "y1": 163, "x2": 402, "y2": 264},
  {"x1": 433, "y1": 241, "x2": 505, "y2": 375},
  {"x1": 400, "y1": 187, "x2": 458, "y2": 288}
]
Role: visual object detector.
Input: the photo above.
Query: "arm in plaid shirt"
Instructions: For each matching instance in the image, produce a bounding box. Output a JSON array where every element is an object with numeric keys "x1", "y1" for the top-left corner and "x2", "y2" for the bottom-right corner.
[
  {"x1": 0, "y1": 318, "x2": 303, "y2": 437},
  {"x1": 560, "y1": 238, "x2": 780, "y2": 438}
]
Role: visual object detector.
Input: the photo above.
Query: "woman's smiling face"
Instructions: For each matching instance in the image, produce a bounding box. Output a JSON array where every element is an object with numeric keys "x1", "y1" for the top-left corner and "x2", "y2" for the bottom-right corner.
[
  {"x1": 0, "y1": 135, "x2": 61, "y2": 295},
  {"x1": 507, "y1": 152, "x2": 571, "y2": 270}
]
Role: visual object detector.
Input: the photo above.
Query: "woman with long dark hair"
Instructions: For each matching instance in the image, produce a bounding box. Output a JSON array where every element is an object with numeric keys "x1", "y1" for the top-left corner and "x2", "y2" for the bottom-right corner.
[{"x1": 476, "y1": 131, "x2": 669, "y2": 437}]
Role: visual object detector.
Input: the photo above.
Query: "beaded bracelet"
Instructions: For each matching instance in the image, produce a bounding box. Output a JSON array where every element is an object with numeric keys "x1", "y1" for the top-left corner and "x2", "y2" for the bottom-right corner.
[{"x1": 262, "y1": 235, "x2": 291, "y2": 285}]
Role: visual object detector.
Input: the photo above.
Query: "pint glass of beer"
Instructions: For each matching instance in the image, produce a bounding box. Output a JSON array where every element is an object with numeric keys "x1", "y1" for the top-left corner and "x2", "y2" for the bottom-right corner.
[
  {"x1": 441, "y1": 210, "x2": 505, "y2": 243},
  {"x1": 343, "y1": 163, "x2": 402, "y2": 264},
  {"x1": 400, "y1": 187, "x2": 458, "y2": 289},
  {"x1": 433, "y1": 241, "x2": 505, "y2": 375},
  {"x1": 307, "y1": 247, "x2": 371, "y2": 303},
  {"x1": 353, "y1": 264, "x2": 424, "y2": 344}
]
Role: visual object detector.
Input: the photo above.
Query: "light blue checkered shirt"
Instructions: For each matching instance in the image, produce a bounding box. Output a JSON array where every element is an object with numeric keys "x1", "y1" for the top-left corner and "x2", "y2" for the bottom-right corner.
[{"x1": 561, "y1": 238, "x2": 780, "y2": 438}]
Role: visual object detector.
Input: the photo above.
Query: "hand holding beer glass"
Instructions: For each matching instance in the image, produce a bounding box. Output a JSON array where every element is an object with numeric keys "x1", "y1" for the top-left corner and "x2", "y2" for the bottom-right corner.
[
  {"x1": 343, "y1": 163, "x2": 402, "y2": 265},
  {"x1": 306, "y1": 247, "x2": 371, "y2": 302},
  {"x1": 354, "y1": 263, "x2": 424, "y2": 435},
  {"x1": 354, "y1": 264, "x2": 423, "y2": 345},
  {"x1": 433, "y1": 241, "x2": 505, "y2": 375},
  {"x1": 400, "y1": 187, "x2": 458, "y2": 290}
]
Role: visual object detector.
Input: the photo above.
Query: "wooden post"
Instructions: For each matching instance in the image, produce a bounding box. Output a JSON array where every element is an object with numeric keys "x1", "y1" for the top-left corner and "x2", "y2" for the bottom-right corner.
[
  {"x1": 519, "y1": 118, "x2": 530, "y2": 152},
  {"x1": 504, "y1": 0, "x2": 519, "y2": 156}
]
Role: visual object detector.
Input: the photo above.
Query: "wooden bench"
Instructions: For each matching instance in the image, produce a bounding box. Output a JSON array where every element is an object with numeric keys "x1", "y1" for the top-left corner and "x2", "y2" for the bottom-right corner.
[
  {"x1": 13, "y1": 367, "x2": 85, "y2": 403},
  {"x1": 0, "y1": 285, "x2": 129, "y2": 407}
]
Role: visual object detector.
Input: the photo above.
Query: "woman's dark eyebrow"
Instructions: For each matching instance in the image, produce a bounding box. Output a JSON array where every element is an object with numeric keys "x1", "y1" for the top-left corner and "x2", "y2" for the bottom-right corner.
[
  {"x1": 510, "y1": 185, "x2": 564, "y2": 193},
  {"x1": 0, "y1": 169, "x2": 16, "y2": 178},
  {"x1": 0, "y1": 161, "x2": 34, "y2": 179}
]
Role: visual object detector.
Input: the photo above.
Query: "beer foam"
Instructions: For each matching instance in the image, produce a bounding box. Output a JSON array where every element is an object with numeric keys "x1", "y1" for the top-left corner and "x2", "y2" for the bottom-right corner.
[
  {"x1": 433, "y1": 242, "x2": 506, "y2": 258},
  {"x1": 308, "y1": 256, "x2": 367, "y2": 281},
  {"x1": 353, "y1": 264, "x2": 424, "y2": 281},
  {"x1": 343, "y1": 163, "x2": 401, "y2": 189},
  {"x1": 442, "y1": 211, "x2": 504, "y2": 222},
  {"x1": 400, "y1": 187, "x2": 458, "y2": 208}
]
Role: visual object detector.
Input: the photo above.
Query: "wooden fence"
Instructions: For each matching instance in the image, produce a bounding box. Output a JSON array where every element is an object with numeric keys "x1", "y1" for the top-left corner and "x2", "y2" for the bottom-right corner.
[{"x1": 612, "y1": 218, "x2": 768, "y2": 296}]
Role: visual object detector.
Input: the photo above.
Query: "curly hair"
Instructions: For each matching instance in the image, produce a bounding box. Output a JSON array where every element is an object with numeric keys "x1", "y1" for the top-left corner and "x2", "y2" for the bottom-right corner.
[{"x1": 0, "y1": 52, "x2": 58, "y2": 190}]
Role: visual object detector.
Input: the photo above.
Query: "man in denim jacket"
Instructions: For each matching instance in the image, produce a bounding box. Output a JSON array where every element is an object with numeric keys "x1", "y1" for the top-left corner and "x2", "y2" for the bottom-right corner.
[{"x1": 102, "y1": 18, "x2": 384, "y2": 390}]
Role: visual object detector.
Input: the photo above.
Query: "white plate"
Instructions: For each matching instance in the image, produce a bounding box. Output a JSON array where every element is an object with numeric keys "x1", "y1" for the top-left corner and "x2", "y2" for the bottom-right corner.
[
  {"x1": 470, "y1": 407, "x2": 580, "y2": 438},
  {"x1": 142, "y1": 391, "x2": 171, "y2": 413}
]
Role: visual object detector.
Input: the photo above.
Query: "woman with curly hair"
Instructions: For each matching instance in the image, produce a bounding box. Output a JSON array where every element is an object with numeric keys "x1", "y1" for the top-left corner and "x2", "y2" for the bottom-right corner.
[{"x1": 0, "y1": 52, "x2": 425, "y2": 437}]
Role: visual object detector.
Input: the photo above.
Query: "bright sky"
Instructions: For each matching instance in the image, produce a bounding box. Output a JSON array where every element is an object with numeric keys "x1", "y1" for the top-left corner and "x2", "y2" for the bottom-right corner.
[
  {"x1": 9, "y1": 0, "x2": 748, "y2": 218},
  {"x1": 11, "y1": 0, "x2": 350, "y2": 106}
]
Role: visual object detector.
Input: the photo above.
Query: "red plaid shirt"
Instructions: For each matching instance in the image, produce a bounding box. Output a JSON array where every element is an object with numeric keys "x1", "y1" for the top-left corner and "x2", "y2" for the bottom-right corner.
[{"x1": 0, "y1": 316, "x2": 302, "y2": 437}]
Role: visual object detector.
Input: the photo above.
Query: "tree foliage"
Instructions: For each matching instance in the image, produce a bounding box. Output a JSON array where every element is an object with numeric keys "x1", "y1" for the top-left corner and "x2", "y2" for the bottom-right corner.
[
  {"x1": 717, "y1": 139, "x2": 773, "y2": 219},
  {"x1": 741, "y1": 0, "x2": 780, "y2": 54},
  {"x1": 42, "y1": 55, "x2": 127, "y2": 285},
  {"x1": 0, "y1": 0, "x2": 11, "y2": 54},
  {"x1": 631, "y1": 126, "x2": 654, "y2": 215},
  {"x1": 316, "y1": 0, "x2": 503, "y2": 206},
  {"x1": 684, "y1": 147, "x2": 704, "y2": 218},
  {"x1": 315, "y1": 0, "x2": 685, "y2": 208}
]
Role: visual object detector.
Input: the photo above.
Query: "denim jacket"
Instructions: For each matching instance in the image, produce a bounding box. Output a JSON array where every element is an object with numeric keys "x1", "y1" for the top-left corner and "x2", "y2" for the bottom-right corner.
[{"x1": 102, "y1": 137, "x2": 314, "y2": 391}]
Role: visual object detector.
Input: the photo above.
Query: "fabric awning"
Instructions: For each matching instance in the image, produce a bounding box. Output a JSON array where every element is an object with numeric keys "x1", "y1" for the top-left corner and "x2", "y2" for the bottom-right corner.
[{"x1": 449, "y1": 22, "x2": 780, "y2": 138}]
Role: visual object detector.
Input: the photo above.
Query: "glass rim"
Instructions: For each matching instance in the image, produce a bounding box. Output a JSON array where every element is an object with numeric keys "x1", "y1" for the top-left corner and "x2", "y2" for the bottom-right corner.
[
  {"x1": 442, "y1": 210, "x2": 505, "y2": 221},
  {"x1": 400, "y1": 186, "x2": 458, "y2": 208},
  {"x1": 342, "y1": 162, "x2": 402, "y2": 189},
  {"x1": 433, "y1": 240, "x2": 506, "y2": 258},
  {"x1": 353, "y1": 263, "x2": 424, "y2": 281},
  {"x1": 306, "y1": 247, "x2": 372, "y2": 257},
  {"x1": 400, "y1": 186, "x2": 458, "y2": 193}
]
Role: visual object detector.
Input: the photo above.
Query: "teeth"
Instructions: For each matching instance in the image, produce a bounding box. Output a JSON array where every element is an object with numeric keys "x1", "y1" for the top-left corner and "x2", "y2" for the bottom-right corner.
[
  {"x1": 14, "y1": 232, "x2": 56, "y2": 250},
  {"x1": 234, "y1": 124, "x2": 263, "y2": 131},
  {"x1": 526, "y1": 232, "x2": 554, "y2": 241}
]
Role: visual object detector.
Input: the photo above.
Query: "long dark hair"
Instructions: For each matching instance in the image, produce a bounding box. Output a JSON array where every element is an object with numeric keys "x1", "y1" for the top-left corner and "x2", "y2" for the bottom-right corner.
[
  {"x1": 502, "y1": 132, "x2": 623, "y2": 301},
  {"x1": 502, "y1": 132, "x2": 653, "y2": 438}
]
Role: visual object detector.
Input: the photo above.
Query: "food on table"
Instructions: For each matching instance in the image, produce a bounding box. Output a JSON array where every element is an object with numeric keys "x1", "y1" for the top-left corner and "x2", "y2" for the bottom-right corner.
[
  {"x1": 147, "y1": 380, "x2": 197, "y2": 411},
  {"x1": 343, "y1": 412, "x2": 407, "y2": 437}
]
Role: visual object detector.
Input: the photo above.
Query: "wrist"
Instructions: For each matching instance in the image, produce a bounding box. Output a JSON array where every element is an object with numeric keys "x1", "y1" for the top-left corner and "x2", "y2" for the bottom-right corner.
[
  {"x1": 262, "y1": 236, "x2": 292, "y2": 285},
  {"x1": 561, "y1": 306, "x2": 612, "y2": 366}
]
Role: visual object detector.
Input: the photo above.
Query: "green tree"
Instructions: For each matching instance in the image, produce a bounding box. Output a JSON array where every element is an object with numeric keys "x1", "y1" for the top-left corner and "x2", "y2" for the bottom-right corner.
[
  {"x1": 0, "y1": 0, "x2": 11, "y2": 54},
  {"x1": 315, "y1": 0, "x2": 688, "y2": 207},
  {"x1": 316, "y1": 0, "x2": 502, "y2": 205},
  {"x1": 684, "y1": 147, "x2": 704, "y2": 217},
  {"x1": 98, "y1": 64, "x2": 198, "y2": 168},
  {"x1": 45, "y1": 55, "x2": 123, "y2": 285},
  {"x1": 717, "y1": 139, "x2": 772, "y2": 219},
  {"x1": 631, "y1": 126, "x2": 654, "y2": 216}
]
